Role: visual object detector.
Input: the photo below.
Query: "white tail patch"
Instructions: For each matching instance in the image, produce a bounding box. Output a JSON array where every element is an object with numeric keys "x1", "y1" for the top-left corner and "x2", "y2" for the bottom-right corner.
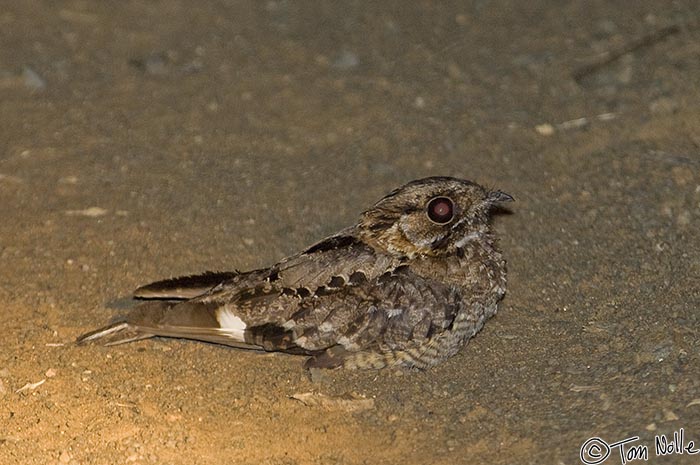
[{"x1": 216, "y1": 307, "x2": 247, "y2": 341}]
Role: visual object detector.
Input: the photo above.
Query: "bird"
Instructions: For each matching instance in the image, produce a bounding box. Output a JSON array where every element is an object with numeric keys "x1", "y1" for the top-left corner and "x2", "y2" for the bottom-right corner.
[{"x1": 77, "y1": 176, "x2": 513, "y2": 369}]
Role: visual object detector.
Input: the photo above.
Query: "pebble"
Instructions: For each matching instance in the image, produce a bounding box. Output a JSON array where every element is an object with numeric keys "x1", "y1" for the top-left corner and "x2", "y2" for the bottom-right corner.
[
  {"x1": 535, "y1": 123, "x2": 555, "y2": 136},
  {"x1": 64, "y1": 207, "x2": 108, "y2": 217},
  {"x1": 663, "y1": 409, "x2": 679, "y2": 421},
  {"x1": 22, "y1": 67, "x2": 46, "y2": 90},
  {"x1": 332, "y1": 50, "x2": 359, "y2": 70},
  {"x1": 130, "y1": 52, "x2": 170, "y2": 75},
  {"x1": 58, "y1": 176, "x2": 79, "y2": 185}
]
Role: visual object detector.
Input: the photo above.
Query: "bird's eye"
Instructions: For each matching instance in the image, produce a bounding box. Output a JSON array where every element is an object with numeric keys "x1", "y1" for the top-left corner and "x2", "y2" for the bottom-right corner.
[{"x1": 426, "y1": 197, "x2": 454, "y2": 224}]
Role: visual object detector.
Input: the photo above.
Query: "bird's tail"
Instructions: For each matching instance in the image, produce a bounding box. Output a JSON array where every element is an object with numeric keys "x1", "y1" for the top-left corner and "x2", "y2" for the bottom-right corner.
[
  {"x1": 76, "y1": 300, "x2": 279, "y2": 351},
  {"x1": 76, "y1": 321, "x2": 154, "y2": 346},
  {"x1": 76, "y1": 301, "x2": 172, "y2": 346}
]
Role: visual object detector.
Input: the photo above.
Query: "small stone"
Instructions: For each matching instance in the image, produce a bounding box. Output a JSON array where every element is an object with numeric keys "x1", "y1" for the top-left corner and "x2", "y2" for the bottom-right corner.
[
  {"x1": 45, "y1": 368, "x2": 57, "y2": 378},
  {"x1": 22, "y1": 67, "x2": 46, "y2": 90},
  {"x1": 64, "y1": 207, "x2": 108, "y2": 217},
  {"x1": 59, "y1": 451, "x2": 71, "y2": 463},
  {"x1": 677, "y1": 211, "x2": 691, "y2": 227},
  {"x1": 58, "y1": 176, "x2": 78, "y2": 184},
  {"x1": 596, "y1": 19, "x2": 618, "y2": 35},
  {"x1": 663, "y1": 409, "x2": 679, "y2": 421},
  {"x1": 332, "y1": 50, "x2": 359, "y2": 70},
  {"x1": 653, "y1": 342, "x2": 674, "y2": 361},
  {"x1": 535, "y1": 123, "x2": 555, "y2": 136},
  {"x1": 130, "y1": 52, "x2": 170, "y2": 75},
  {"x1": 646, "y1": 422, "x2": 657, "y2": 431}
]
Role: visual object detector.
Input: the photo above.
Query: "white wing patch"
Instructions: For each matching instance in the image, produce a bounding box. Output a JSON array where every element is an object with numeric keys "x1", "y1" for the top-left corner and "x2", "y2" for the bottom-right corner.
[{"x1": 216, "y1": 307, "x2": 247, "y2": 341}]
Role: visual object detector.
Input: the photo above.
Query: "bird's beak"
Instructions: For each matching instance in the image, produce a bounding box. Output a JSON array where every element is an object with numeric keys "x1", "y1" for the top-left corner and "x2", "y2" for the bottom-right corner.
[{"x1": 486, "y1": 190, "x2": 514, "y2": 203}]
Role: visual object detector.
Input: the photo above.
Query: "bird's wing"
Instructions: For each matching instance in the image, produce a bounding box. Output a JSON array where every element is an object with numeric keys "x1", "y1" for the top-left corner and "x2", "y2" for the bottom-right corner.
[
  {"x1": 78, "y1": 265, "x2": 461, "y2": 365},
  {"x1": 287, "y1": 266, "x2": 460, "y2": 351},
  {"x1": 133, "y1": 271, "x2": 240, "y2": 299},
  {"x1": 80, "y1": 231, "x2": 397, "y2": 348},
  {"x1": 132, "y1": 229, "x2": 398, "y2": 301}
]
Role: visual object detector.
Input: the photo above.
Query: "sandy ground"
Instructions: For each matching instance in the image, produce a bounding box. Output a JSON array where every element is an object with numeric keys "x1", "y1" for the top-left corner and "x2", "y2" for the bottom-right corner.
[{"x1": 1, "y1": 1, "x2": 699, "y2": 464}]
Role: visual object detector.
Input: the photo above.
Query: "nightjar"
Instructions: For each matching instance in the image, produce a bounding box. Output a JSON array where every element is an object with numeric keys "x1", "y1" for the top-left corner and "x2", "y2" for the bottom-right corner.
[{"x1": 78, "y1": 177, "x2": 513, "y2": 369}]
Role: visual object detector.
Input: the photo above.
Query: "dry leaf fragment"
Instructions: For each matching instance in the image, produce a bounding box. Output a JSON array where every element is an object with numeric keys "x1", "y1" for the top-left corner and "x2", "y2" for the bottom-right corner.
[{"x1": 15, "y1": 379, "x2": 46, "y2": 393}]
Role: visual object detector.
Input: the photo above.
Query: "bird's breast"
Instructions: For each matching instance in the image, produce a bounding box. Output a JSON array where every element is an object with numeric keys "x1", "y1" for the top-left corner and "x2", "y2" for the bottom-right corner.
[{"x1": 407, "y1": 240, "x2": 506, "y2": 298}]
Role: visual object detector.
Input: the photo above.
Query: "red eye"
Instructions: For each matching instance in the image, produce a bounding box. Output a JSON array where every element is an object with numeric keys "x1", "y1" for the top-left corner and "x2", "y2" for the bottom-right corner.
[{"x1": 427, "y1": 197, "x2": 454, "y2": 224}]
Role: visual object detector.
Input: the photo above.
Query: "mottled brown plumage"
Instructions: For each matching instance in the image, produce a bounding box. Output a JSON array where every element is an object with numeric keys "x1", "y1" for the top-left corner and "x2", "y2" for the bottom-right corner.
[{"x1": 77, "y1": 177, "x2": 512, "y2": 369}]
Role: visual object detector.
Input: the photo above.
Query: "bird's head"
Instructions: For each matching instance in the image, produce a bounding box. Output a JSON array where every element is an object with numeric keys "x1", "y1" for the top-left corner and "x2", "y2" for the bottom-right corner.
[{"x1": 358, "y1": 176, "x2": 512, "y2": 258}]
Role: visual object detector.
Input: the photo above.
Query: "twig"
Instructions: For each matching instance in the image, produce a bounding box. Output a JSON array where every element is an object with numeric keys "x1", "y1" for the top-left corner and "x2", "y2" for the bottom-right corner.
[{"x1": 573, "y1": 24, "x2": 680, "y2": 83}]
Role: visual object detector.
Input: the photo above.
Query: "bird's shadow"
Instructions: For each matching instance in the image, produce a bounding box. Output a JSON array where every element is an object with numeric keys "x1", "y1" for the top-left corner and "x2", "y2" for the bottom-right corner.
[{"x1": 491, "y1": 205, "x2": 515, "y2": 217}]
